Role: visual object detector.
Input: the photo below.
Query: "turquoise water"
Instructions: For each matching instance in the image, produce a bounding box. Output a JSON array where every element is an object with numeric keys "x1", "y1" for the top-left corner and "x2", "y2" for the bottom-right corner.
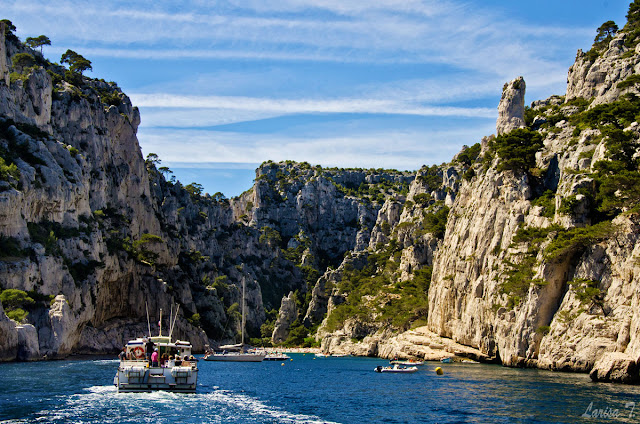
[{"x1": 1, "y1": 354, "x2": 639, "y2": 423}]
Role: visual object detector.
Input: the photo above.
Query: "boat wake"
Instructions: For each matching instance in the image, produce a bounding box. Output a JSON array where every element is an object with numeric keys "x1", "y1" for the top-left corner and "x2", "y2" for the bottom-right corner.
[
  {"x1": 25, "y1": 385, "x2": 339, "y2": 424},
  {"x1": 204, "y1": 389, "x2": 340, "y2": 424}
]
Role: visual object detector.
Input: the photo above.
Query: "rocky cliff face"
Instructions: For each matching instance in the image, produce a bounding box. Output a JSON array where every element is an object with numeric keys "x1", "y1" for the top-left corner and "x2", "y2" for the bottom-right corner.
[
  {"x1": 566, "y1": 31, "x2": 640, "y2": 106},
  {"x1": 307, "y1": 11, "x2": 640, "y2": 385},
  {"x1": 425, "y1": 19, "x2": 640, "y2": 382}
]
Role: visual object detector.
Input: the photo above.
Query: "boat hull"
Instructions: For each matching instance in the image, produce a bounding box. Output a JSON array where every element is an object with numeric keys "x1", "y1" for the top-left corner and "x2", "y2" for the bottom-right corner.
[
  {"x1": 114, "y1": 362, "x2": 198, "y2": 393},
  {"x1": 203, "y1": 353, "x2": 265, "y2": 362},
  {"x1": 390, "y1": 360, "x2": 424, "y2": 366},
  {"x1": 374, "y1": 366, "x2": 418, "y2": 373},
  {"x1": 264, "y1": 355, "x2": 290, "y2": 361}
]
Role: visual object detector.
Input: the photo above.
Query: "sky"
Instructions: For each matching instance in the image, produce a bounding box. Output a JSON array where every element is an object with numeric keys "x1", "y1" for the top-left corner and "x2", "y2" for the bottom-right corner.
[{"x1": 1, "y1": 0, "x2": 631, "y2": 197}]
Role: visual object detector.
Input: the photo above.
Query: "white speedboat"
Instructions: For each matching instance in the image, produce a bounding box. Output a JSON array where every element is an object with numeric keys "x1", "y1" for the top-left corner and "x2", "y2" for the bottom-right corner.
[
  {"x1": 374, "y1": 364, "x2": 418, "y2": 373},
  {"x1": 264, "y1": 352, "x2": 291, "y2": 361},
  {"x1": 114, "y1": 306, "x2": 198, "y2": 392},
  {"x1": 203, "y1": 345, "x2": 266, "y2": 362}
]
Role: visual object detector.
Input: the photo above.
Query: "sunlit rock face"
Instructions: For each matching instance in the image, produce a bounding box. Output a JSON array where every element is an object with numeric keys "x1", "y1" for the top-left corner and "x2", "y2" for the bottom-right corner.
[{"x1": 496, "y1": 76, "x2": 526, "y2": 135}]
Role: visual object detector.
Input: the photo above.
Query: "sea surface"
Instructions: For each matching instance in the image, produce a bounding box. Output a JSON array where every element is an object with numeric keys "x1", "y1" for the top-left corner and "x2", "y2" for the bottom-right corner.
[{"x1": 1, "y1": 354, "x2": 639, "y2": 423}]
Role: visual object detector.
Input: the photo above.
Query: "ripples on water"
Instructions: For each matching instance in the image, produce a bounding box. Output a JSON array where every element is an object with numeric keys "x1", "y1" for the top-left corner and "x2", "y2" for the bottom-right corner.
[{"x1": 1, "y1": 355, "x2": 639, "y2": 423}]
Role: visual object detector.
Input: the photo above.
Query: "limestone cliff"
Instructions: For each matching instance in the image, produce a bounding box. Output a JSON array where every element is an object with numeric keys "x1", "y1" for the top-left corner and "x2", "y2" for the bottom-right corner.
[{"x1": 312, "y1": 8, "x2": 640, "y2": 385}]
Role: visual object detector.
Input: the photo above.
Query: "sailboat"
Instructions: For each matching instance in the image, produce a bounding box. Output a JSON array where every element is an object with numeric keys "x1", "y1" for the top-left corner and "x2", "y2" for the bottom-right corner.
[{"x1": 203, "y1": 277, "x2": 265, "y2": 362}]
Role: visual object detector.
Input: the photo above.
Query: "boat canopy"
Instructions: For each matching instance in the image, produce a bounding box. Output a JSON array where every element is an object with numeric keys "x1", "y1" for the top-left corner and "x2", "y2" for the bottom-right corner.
[{"x1": 125, "y1": 337, "x2": 193, "y2": 360}]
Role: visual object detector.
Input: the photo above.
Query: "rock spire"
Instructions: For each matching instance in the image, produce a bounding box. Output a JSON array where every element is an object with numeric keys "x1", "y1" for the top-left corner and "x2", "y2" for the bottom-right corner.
[{"x1": 496, "y1": 76, "x2": 526, "y2": 135}]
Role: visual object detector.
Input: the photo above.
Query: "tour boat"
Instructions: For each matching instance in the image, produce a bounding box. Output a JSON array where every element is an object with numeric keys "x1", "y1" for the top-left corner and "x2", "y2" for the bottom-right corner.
[
  {"x1": 374, "y1": 364, "x2": 418, "y2": 373},
  {"x1": 114, "y1": 305, "x2": 198, "y2": 393}
]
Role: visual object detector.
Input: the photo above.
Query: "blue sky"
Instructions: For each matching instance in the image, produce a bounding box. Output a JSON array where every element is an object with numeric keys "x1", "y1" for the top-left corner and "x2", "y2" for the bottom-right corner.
[{"x1": 1, "y1": 0, "x2": 631, "y2": 197}]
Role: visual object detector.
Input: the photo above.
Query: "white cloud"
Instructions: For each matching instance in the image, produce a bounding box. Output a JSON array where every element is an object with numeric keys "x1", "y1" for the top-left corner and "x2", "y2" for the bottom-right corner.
[
  {"x1": 9, "y1": 0, "x2": 592, "y2": 74},
  {"x1": 138, "y1": 124, "x2": 495, "y2": 170},
  {"x1": 130, "y1": 93, "x2": 496, "y2": 120}
]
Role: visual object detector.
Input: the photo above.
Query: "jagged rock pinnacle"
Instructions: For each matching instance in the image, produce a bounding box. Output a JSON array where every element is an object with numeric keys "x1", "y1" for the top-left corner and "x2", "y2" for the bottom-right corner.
[{"x1": 496, "y1": 76, "x2": 526, "y2": 135}]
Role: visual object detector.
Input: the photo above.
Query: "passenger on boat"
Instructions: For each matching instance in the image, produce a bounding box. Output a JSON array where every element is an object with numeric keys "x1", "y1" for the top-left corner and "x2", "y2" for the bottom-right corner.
[
  {"x1": 160, "y1": 353, "x2": 168, "y2": 367},
  {"x1": 168, "y1": 355, "x2": 175, "y2": 368},
  {"x1": 118, "y1": 347, "x2": 126, "y2": 361},
  {"x1": 151, "y1": 348, "x2": 159, "y2": 367},
  {"x1": 182, "y1": 355, "x2": 190, "y2": 367},
  {"x1": 145, "y1": 338, "x2": 154, "y2": 363}
]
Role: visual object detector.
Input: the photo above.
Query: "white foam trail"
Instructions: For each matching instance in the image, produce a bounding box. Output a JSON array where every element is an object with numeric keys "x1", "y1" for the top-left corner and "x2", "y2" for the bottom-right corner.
[
  {"x1": 30, "y1": 385, "x2": 340, "y2": 424},
  {"x1": 205, "y1": 390, "x2": 341, "y2": 424}
]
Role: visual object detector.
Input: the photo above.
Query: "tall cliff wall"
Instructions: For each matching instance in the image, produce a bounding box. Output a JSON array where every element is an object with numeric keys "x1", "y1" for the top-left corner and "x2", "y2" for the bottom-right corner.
[{"x1": 311, "y1": 12, "x2": 640, "y2": 384}]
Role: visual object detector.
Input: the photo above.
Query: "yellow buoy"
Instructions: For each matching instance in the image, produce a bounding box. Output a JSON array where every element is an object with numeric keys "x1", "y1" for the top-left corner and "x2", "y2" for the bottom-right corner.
[
  {"x1": 290, "y1": 358, "x2": 293, "y2": 361},
  {"x1": 435, "y1": 367, "x2": 444, "y2": 375},
  {"x1": 281, "y1": 363, "x2": 285, "y2": 366}
]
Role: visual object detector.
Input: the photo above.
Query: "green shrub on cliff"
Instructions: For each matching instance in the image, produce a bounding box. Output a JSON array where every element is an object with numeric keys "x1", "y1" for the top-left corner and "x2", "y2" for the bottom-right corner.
[
  {"x1": 617, "y1": 74, "x2": 640, "y2": 90},
  {"x1": 531, "y1": 190, "x2": 556, "y2": 218},
  {"x1": 11, "y1": 52, "x2": 35, "y2": 73},
  {"x1": 569, "y1": 278, "x2": 603, "y2": 307},
  {"x1": 0, "y1": 235, "x2": 26, "y2": 258},
  {"x1": 500, "y1": 225, "x2": 560, "y2": 307},
  {"x1": 455, "y1": 143, "x2": 481, "y2": 166},
  {"x1": 590, "y1": 126, "x2": 640, "y2": 217},
  {"x1": 419, "y1": 206, "x2": 449, "y2": 239},
  {"x1": 0, "y1": 289, "x2": 35, "y2": 323},
  {"x1": 573, "y1": 93, "x2": 640, "y2": 130},
  {"x1": 416, "y1": 165, "x2": 441, "y2": 190},
  {"x1": 544, "y1": 221, "x2": 613, "y2": 261},
  {"x1": 490, "y1": 128, "x2": 544, "y2": 174},
  {"x1": 324, "y1": 240, "x2": 430, "y2": 332},
  {"x1": 0, "y1": 156, "x2": 19, "y2": 185},
  {"x1": 625, "y1": 0, "x2": 640, "y2": 31}
]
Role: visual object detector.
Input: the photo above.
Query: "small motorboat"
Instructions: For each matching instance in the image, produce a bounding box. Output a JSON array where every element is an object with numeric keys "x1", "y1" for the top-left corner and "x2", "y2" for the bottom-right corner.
[
  {"x1": 440, "y1": 357, "x2": 453, "y2": 363},
  {"x1": 374, "y1": 364, "x2": 418, "y2": 373},
  {"x1": 203, "y1": 345, "x2": 266, "y2": 362},
  {"x1": 264, "y1": 352, "x2": 291, "y2": 361}
]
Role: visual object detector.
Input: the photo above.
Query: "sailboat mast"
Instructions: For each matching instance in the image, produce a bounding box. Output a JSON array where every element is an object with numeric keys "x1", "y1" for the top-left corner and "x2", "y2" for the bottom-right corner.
[
  {"x1": 159, "y1": 308, "x2": 163, "y2": 336},
  {"x1": 241, "y1": 277, "x2": 246, "y2": 345},
  {"x1": 146, "y1": 302, "x2": 151, "y2": 338}
]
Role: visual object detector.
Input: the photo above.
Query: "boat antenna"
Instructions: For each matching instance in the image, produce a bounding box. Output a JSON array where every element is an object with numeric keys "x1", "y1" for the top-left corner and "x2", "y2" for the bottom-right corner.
[
  {"x1": 168, "y1": 304, "x2": 174, "y2": 336},
  {"x1": 145, "y1": 301, "x2": 151, "y2": 338},
  {"x1": 169, "y1": 304, "x2": 179, "y2": 339},
  {"x1": 159, "y1": 308, "x2": 163, "y2": 336}
]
